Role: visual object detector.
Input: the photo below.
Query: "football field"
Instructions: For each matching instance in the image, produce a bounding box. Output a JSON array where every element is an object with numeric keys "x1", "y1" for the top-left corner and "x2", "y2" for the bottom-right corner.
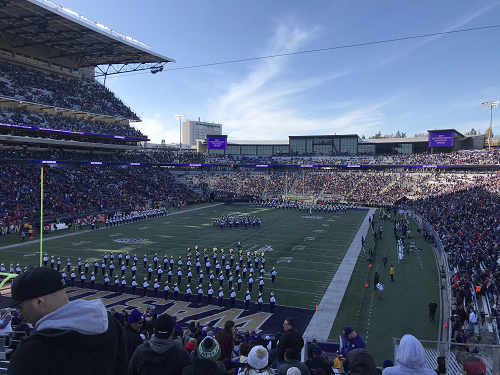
[
  {"x1": 0, "y1": 203, "x2": 367, "y2": 310},
  {"x1": 0, "y1": 202, "x2": 440, "y2": 364}
]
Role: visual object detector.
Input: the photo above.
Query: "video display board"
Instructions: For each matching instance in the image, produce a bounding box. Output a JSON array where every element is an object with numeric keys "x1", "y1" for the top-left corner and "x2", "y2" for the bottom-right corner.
[
  {"x1": 428, "y1": 132, "x2": 454, "y2": 147},
  {"x1": 207, "y1": 136, "x2": 227, "y2": 150}
]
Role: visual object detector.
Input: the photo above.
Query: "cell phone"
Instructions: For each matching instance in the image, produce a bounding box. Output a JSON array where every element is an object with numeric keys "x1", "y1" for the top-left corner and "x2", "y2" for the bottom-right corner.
[{"x1": 437, "y1": 356, "x2": 446, "y2": 373}]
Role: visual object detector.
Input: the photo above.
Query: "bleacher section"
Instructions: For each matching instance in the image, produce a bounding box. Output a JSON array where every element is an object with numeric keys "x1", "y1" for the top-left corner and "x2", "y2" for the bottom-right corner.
[
  {"x1": 0, "y1": 61, "x2": 140, "y2": 121},
  {"x1": 0, "y1": 107, "x2": 146, "y2": 140}
]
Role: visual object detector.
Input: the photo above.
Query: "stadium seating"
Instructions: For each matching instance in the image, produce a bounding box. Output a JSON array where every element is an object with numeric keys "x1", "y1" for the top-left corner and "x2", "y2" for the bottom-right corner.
[
  {"x1": 0, "y1": 107, "x2": 147, "y2": 139},
  {"x1": 0, "y1": 165, "x2": 202, "y2": 225},
  {"x1": 0, "y1": 61, "x2": 140, "y2": 121}
]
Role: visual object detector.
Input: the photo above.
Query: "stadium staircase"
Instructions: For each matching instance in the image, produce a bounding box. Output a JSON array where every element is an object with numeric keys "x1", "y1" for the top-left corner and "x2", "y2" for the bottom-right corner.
[
  {"x1": 376, "y1": 174, "x2": 398, "y2": 194},
  {"x1": 145, "y1": 153, "x2": 160, "y2": 164}
]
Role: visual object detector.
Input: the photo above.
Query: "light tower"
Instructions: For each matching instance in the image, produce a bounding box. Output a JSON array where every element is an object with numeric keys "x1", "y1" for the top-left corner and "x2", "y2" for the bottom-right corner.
[
  {"x1": 175, "y1": 114, "x2": 187, "y2": 152},
  {"x1": 482, "y1": 101, "x2": 498, "y2": 151}
]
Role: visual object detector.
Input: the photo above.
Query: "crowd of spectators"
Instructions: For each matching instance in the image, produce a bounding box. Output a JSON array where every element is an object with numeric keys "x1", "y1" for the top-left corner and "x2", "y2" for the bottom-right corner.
[
  {"x1": 345, "y1": 173, "x2": 393, "y2": 203},
  {"x1": 377, "y1": 173, "x2": 428, "y2": 204},
  {"x1": 0, "y1": 165, "x2": 203, "y2": 225},
  {"x1": 151, "y1": 151, "x2": 206, "y2": 164},
  {"x1": 405, "y1": 173, "x2": 500, "y2": 328},
  {"x1": 266, "y1": 172, "x2": 290, "y2": 194},
  {"x1": 0, "y1": 107, "x2": 147, "y2": 139},
  {"x1": 293, "y1": 173, "x2": 329, "y2": 197},
  {"x1": 207, "y1": 172, "x2": 268, "y2": 198},
  {"x1": 184, "y1": 149, "x2": 500, "y2": 166},
  {"x1": 1, "y1": 161, "x2": 500, "y2": 228},
  {"x1": 0, "y1": 61, "x2": 140, "y2": 120},
  {"x1": 0, "y1": 146, "x2": 153, "y2": 163}
]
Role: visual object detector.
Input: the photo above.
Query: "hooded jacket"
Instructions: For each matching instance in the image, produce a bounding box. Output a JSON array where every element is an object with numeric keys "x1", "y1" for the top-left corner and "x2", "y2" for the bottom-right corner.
[
  {"x1": 129, "y1": 335, "x2": 192, "y2": 375},
  {"x1": 8, "y1": 299, "x2": 127, "y2": 375},
  {"x1": 382, "y1": 334, "x2": 436, "y2": 375}
]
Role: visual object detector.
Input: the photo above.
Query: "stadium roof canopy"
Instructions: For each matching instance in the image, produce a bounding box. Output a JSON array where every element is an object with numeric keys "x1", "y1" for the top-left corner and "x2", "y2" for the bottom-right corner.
[{"x1": 0, "y1": 0, "x2": 175, "y2": 77}]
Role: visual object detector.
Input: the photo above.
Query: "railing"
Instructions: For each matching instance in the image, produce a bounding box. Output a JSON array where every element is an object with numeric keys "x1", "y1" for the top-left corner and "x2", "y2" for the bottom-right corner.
[{"x1": 392, "y1": 338, "x2": 500, "y2": 375}]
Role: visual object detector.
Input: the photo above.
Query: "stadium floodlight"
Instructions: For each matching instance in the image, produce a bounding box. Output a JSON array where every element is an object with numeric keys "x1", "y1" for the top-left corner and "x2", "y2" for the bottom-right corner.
[
  {"x1": 482, "y1": 101, "x2": 499, "y2": 151},
  {"x1": 175, "y1": 114, "x2": 187, "y2": 152}
]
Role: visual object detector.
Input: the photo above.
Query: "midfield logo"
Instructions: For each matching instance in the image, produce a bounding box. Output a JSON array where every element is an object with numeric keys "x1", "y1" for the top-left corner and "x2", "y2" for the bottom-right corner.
[
  {"x1": 113, "y1": 238, "x2": 148, "y2": 244},
  {"x1": 64, "y1": 289, "x2": 272, "y2": 332}
]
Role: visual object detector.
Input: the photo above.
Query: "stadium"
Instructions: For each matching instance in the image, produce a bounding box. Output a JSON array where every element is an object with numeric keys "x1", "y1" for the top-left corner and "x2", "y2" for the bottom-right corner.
[{"x1": 0, "y1": 1, "x2": 498, "y2": 374}]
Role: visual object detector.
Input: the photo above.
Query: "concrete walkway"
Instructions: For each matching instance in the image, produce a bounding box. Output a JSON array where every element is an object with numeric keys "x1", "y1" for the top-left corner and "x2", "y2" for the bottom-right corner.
[{"x1": 303, "y1": 208, "x2": 375, "y2": 341}]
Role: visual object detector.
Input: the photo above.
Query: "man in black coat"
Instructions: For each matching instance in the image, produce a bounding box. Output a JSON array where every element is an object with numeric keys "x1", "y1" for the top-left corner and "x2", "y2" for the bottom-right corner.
[
  {"x1": 428, "y1": 300, "x2": 438, "y2": 322},
  {"x1": 0, "y1": 267, "x2": 127, "y2": 375},
  {"x1": 276, "y1": 317, "x2": 304, "y2": 369},
  {"x1": 129, "y1": 313, "x2": 192, "y2": 375},
  {"x1": 123, "y1": 309, "x2": 144, "y2": 360}
]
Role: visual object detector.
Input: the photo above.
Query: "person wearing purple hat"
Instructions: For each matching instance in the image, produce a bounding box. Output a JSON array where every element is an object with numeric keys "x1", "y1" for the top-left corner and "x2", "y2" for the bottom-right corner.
[
  {"x1": 123, "y1": 308, "x2": 144, "y2": 359},
  {"x1": 0, "y1": 267, "x2": 127, "y2": 375},
  {"x1": 339, "y1": 326, "x2": 365, "y2": 373}
]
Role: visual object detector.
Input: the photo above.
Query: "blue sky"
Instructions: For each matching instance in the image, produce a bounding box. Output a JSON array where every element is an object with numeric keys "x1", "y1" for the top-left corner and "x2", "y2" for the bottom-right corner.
[{"x1": 54, "y1": 0, "x2": 500, "y2": 144}]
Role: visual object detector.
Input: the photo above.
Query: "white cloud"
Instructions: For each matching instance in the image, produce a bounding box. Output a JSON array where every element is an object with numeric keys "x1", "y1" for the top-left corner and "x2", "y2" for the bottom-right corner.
[
  {"x1": 206, "y1": 20, "x2": 388, "y2": 140},
  {"x1": 134, "y1": 115, "x2": 179, "y2": 145}
]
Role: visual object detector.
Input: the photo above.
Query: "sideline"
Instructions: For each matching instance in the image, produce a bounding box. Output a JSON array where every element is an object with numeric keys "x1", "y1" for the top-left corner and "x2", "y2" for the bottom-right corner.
[
  {"x1": 303, "y1": 208, "x2": 375, "y2": 341},
  {"x1": 0, "y1": 203, "x2": 222, "y2": 252}
]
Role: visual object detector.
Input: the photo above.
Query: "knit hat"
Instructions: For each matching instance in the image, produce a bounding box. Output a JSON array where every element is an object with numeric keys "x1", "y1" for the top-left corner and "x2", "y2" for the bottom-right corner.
[
  {"x1": 127, "y1": 309, "x2": 143, "y2": 324},
  {"x1": 383, "y1": 359, "x2": 394, "y2": 368},
  {"x1": 247, "y1": 345, "x2": 269, "y2": 370},
  {"x1": 198, "y1": 337, "x2": 221, "y2": 361},
  {"x1": 313, "y1": 346, "x2": 322, "y2": 356},
  {"x1": 346, "y1": 348, "x2": 376, "y2": 375},
  {"x1": 184, "y1": 341, "x2": 196, "y2": 351},
  {"x1": 287, "y1": 368, "x2": 301, "y2": 375},
  {"x1": 456, "y1": 353, "x2": 487, "y2": 375}
]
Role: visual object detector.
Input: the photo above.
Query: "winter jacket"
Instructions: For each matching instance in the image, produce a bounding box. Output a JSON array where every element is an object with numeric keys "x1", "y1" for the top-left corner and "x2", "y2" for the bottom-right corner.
[
  {"x1": 128, "y1": 336, "x2": 192, "y2": 375},
  {"x1": 8, "y1": 299, "x2": 127, "y2": 375}
]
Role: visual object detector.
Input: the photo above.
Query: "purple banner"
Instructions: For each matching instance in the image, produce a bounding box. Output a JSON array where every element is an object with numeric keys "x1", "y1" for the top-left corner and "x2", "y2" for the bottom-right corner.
[
  {"x1": 11, "y1": 161, "x2": 500, "y2": 169},
  {"x1": 207, "y1": 137, "x2": 227, "y2": 150},
  {"x1": 428, "y1": 132, "x2": 454, "y2": 147}
]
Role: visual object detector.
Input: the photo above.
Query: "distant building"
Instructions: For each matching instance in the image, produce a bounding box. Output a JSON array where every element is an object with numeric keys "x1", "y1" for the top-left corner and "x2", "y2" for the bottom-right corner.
[
  {"x1": 206, "y1": 130, "x2": 486, "y2": 156},
  {"x1": 182, "y1": 119, "x2": 222, "y2": 148}
]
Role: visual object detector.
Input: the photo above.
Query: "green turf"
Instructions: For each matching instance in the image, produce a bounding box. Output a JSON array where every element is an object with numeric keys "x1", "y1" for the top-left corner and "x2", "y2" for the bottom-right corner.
[
  {"x1": 0, "y1": 203, "x2": 367, "y2": 310},
  {"x1": 1, "y1": 204, "x2": 440, "y2": 364},
  {"x1": 329, "y1": 212, "x2": 440, "y2": 364}
]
